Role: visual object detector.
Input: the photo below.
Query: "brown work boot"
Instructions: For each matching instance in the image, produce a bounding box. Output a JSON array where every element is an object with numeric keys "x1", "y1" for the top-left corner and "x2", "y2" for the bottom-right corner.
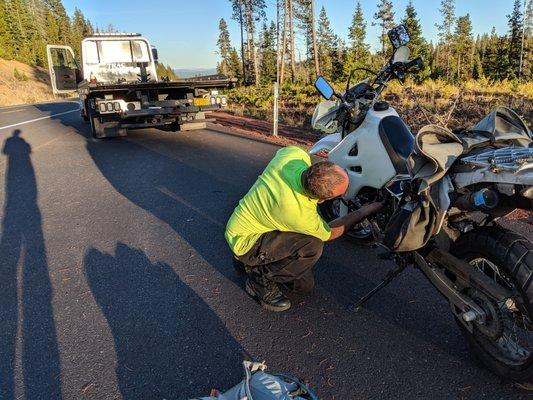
[{"x1": 245, "y1": 277, "x2": 291, "y2": 312}]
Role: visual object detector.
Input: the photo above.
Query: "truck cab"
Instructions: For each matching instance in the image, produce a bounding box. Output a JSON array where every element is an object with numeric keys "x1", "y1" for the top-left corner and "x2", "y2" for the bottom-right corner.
[
  {"x1": 47, "y1": 33, "x2": 234, "y2": 138},
  {"x1": 47, "y1": 33, "x2": 158, "y2": 94}
]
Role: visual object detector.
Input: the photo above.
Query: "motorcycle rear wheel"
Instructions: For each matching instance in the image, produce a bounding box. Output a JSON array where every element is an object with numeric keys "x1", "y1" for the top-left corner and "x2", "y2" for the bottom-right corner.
[{"x1": 451, "y1": 226, "x2": 533, "y2": 389}]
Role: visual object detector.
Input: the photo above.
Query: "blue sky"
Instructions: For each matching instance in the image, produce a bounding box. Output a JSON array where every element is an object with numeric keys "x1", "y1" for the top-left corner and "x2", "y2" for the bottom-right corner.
[{"x1": 62, "y1": 0, "x2": 516, "y2": 69}]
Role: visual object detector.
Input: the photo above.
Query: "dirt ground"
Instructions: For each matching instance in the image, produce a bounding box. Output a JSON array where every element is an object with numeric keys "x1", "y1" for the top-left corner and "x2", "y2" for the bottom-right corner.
[
  {"x1": 211, "y1": 111, "x2": 317, "y2": 147},
  {"x1": 0, "y1": 58, "x2": 55, "y2": 106}
]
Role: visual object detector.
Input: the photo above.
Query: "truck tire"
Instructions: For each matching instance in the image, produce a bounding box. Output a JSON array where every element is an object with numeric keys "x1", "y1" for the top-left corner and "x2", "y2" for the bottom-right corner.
[
  {"x1": 81, "y1": 100, "x2": 89, "y2": 122},
  {"x1": 451, "y1": 226, "x2": 533, "y2": 389},
  {"x1": 88, "y1": 101, "x2": 126, "y2": 139}
]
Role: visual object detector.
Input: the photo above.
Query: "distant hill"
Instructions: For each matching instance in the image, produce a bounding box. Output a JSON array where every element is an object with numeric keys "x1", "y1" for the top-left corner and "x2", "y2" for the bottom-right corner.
[{"x1": 173, "y1": 68, "x2": 217, "y2": 78}]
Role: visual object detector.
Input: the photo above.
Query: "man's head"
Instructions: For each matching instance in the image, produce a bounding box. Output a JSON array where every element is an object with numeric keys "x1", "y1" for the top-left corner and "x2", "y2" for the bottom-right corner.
[{"x1": 302, "y1": 161, "x2": 349, "y2": 201}]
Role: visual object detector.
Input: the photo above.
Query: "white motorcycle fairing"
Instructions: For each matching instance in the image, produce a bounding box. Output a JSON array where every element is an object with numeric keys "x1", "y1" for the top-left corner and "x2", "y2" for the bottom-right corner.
[
  {"x1": 309, "y1": 132, "x2": 343, "y2": 155},
  {"x1": 311, "y1": 106, "x2": 410, "y2": 199}
]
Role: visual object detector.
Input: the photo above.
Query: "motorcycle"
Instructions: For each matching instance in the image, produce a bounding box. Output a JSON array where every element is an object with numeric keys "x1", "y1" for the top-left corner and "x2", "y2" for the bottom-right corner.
[{"x1": 310, "y1": 24, "x2": 533, "y2": 388}]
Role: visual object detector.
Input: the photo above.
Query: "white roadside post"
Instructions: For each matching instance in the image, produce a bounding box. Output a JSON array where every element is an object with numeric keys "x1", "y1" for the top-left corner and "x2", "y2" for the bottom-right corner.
[{"x1": 273, "y1": 82, "x2": 279, "y2": 137}]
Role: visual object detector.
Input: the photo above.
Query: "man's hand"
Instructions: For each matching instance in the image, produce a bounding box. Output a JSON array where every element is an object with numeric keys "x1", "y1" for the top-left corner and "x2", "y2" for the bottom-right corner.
[{"x1": 327, "y1": 201, "x2": 384, "y2": 241}]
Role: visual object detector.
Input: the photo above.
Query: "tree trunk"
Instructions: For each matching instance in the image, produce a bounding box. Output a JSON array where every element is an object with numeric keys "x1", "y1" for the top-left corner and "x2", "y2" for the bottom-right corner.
[
  {"x1": 238, "y1": 3, "x2": 247, "y2": 85},
  {"x1": 288, "y1": 0, "x2": 296, "y2": 82},
  {"x1": 457, "y1": 55, "x2": 461, "y2": 81},
  {"x1": 244, "y1": 0, "x2": 260, "y2": 86},
  {"x1": 310, "y1": 0, "x2": 319, "y2": 77},
  {"x1": 280, "y1": 0, "x2": 288, "y2": 84},
  {"x1": 276, "y1": 0, "x2": 281, "y2": 83},
  {"x1": 519, "y1": 0, "x2": 527, "y2": 81}
]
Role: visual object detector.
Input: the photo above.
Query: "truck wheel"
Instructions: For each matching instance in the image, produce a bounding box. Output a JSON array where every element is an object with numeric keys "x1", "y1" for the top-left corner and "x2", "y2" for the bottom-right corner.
[
  {"x1": 88, "y1": 102, "x2": 126, "y2": 139},
  {"x1": 81, "y1": 100, "x2": 89, "y2": 122},
  {"x1": 88, "y1": 106, "x2": 101, "y2": 138}
]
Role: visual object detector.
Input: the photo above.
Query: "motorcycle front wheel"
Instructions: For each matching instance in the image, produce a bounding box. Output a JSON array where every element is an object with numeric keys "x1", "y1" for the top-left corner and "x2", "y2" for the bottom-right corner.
[
  {"x1": 451, "y1": 226, "x2": 533, "y2": 389},
  {"x1": 318, "y1": 198, "x2": 375, "y2": 245}
]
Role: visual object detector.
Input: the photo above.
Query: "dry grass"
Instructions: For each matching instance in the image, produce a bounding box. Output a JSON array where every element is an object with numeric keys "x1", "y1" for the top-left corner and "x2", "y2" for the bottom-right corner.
[
  {"x1": 227, "y1": 79, "x2": 533, "y2": 134},
  {"x1": 0, "y1": 58, "x2": 55, "y2": 106},
  {"x1": 385, "y1": 79, "x2": 532, "y2": 132}
]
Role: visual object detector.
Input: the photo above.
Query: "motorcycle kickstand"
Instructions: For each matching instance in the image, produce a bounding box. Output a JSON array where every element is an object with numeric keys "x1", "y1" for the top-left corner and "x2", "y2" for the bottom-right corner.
[{"x1": 351, "y1": 263, "x2": 407, "y2": 311}]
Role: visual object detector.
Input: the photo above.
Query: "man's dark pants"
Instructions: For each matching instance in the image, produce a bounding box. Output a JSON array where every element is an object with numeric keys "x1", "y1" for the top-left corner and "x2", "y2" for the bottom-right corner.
[{"x1": 235, "y1": 231, "x2": 324, "y2": 292}]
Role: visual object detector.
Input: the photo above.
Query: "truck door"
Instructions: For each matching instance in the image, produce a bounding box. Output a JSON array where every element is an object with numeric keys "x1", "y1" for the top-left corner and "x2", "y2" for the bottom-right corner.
[{"x1": 46, "y1": 45, "x2": 81, "y2": 95}]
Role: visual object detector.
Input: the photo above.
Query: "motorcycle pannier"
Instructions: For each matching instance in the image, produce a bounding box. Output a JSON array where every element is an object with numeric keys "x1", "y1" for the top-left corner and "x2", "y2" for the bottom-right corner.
[{"x1": 383, "y1": 181, "x2": 439, "y2": 252}]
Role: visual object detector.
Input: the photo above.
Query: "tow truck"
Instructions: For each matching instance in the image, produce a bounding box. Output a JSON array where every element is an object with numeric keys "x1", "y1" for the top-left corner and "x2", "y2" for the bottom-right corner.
[{"x1": 46, "y1": 33, "x2": 235, "y2": 138}]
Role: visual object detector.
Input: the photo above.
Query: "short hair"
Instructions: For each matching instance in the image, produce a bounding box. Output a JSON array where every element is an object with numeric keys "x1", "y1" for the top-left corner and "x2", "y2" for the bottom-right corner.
[{"x1": 303, "y1": 161, "x2": 345, "y2": 200}]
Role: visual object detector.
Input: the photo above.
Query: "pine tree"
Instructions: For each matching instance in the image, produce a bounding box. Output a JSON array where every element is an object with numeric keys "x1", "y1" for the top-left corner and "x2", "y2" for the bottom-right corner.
[
  {"x1": 482, "y1": 27, "x2": 512, "y2": 80},
  {"x1": 436, "y1": 0, "x2": 455, "y2": 80},
  {"x1": 401, "y1": 0, "x2": 430, "y2": 80},
  {"x1": 4, "y1": 0, "x2": 32, "y2": 63},
  {"x1": 522, "y1": 0, "x2": 533, "y2": 81},
  {"x1": 288, "y1": 0, "x2": 296, "y2": 82},
  {"x1": 331, "y1": 36, "x2": 347, "y2": 82},
  {"x1": 316, "y1": 6, "x2": 335, "y2": 80},
  {"x1": 243, "y1": 0, "x2": 266, "y2": 85},
  {"x1": 507, "y1": 0, "x2": 524, "y2": 79},
  {"x1": 228, "y1": 47, "x2": 243, "y2": 81},
  {"x1": 453, "y1": 14, "x2": 474, "y2": 82},
  {"x1": 372, "y1": 0, "x2": 395, "y2": 59},
  {"x1": 71, "y1": 8, "x2": 92, "y2": 58},
  {"x1": 217, "y1": 18, "x2": 232, "y2": 76},
  {"x1": 344, "y1": 1, "x2": 370, "y2": 80},
  {"x1": 44, "y1": 0, "x2": 71, "y2": 44},
  {"x1": 527, "y1": 0, "x2": 533, "y2": 37},
  {"x1": 0, "y1": 0, "x2": 9, "y2": 59},
  {"x1": 293, "y1": 0, "x2": 312, "y2": 81},
  {"x1": 258, "y1": 21, "x2": 277, "y2": 83}
]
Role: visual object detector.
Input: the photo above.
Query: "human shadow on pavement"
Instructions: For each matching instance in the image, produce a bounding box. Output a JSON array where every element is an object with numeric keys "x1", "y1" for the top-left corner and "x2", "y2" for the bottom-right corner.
[
  {"x1": 0, "y1": 130, "x2": 62, "y2": 399},
  {"x1": 84, "y1": 242, "x2": 244, "y2": 399}
]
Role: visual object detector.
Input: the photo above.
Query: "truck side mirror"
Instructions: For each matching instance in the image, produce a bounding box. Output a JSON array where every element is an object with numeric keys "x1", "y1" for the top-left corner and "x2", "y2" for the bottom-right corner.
[{"x1": 151, "y1": 47, "x2": 159, "y2": 63}]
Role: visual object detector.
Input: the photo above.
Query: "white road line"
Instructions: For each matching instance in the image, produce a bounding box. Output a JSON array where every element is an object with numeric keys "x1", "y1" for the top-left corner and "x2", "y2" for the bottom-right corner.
[
  {"x1": 2, "y1": 109, "x2": 25, "y2": 114},
  {"x1": 0, "y1": 108, "x2": 79, "y2": 131}
]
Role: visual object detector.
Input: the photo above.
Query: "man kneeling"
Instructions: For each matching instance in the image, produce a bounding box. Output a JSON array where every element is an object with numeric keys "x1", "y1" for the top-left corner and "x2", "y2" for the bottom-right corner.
[{"x1": 225, "y1": 146, "x2": 382, "y2": 312}]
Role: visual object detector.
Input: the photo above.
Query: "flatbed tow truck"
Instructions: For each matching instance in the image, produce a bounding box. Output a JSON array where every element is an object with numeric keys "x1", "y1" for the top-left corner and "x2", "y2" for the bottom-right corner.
[{"x1": 47, "y1": 33, "x2": 235, "y2": 138}]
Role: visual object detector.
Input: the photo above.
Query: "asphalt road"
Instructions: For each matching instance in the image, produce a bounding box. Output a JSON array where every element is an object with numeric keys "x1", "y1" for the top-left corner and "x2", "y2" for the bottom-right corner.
[{"x1": 0, "y1": 101, "x2": 530, "y2": 400}]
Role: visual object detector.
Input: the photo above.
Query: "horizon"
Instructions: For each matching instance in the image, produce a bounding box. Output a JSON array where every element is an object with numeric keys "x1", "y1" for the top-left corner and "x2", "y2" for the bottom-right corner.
[{"x1": 63, "y1": 0, "x2": 520, "y2": 69}]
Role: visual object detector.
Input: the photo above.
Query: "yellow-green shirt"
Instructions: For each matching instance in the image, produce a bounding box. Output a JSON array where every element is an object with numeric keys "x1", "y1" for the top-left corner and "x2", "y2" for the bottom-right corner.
[{"x1": 225, "y1": 146, "x2": 331, "y2": 256}]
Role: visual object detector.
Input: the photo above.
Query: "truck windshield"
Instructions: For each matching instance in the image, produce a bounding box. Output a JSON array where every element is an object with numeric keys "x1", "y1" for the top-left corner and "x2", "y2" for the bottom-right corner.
[
  {"x1": 85, "y1": 40, "x2": 151, "y2": 64},
  {"x1": 83, "y1": 39, "x2": 155, "y2": 83}
]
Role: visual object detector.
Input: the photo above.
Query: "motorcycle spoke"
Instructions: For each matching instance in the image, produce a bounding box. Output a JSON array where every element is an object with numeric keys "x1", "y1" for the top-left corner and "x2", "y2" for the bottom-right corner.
[{"x1": 470, "y1": 257, "x2": 533, "y2": 365}]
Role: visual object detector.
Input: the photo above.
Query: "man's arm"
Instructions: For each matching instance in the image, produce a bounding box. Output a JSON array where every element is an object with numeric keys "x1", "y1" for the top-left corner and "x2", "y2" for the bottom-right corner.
[{"x1": 327, "y1": 201, "x2": 383, "y2": 241}]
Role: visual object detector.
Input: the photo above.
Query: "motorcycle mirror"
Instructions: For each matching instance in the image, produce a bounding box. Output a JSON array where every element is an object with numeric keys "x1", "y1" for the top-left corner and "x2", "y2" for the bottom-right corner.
[
  {"x1": 388, "y1": 25, "x2": 410, "y2": 49},
  {"x1": 314, "y1": 76, "x2": 335, "y2": 100},
  {"x1": 392, "y1": 46, "x2": 411, "y2": 63}
]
